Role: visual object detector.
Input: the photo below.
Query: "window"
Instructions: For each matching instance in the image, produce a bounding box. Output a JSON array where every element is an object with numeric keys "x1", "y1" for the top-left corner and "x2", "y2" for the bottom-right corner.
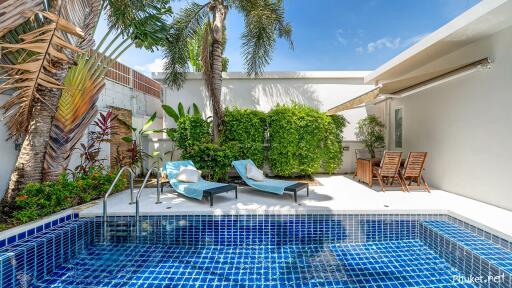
[{"x1": 394, "y1": 108, "x2": 403, "y2": 149}]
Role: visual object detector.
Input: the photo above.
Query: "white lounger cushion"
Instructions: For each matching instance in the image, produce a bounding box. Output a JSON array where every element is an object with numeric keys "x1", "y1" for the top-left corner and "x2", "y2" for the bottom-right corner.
[
  {"x1": 246, "y1": 163, "x2": 265, "y2": 181},
  {"x1": 176, "y1": 167, "x2": 201, "y2": 183}
]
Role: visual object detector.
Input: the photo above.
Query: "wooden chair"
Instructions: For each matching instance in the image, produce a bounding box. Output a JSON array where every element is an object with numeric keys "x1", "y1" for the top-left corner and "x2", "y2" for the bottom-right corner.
[
  {"x1": 373, "y1": 151, "x2": 405, "y2": 192},
  {"x1": 353, "y1": 149, "x2": 370, "y2": 178},
  {"x1": 400, "y1": 152, "x2": 430, "y2": 192}
]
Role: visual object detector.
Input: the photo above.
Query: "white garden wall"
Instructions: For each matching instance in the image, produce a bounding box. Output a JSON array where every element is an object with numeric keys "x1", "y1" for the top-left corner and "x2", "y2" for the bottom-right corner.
[{"x1": 153, "y1": 71, "x2": 374, "y2": 173}]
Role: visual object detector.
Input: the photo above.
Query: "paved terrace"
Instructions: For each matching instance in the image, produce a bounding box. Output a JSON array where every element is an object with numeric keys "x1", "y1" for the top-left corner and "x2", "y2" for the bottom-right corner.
[{"x1": 79, "y1": 175, "x2": 512, "y2": 242}]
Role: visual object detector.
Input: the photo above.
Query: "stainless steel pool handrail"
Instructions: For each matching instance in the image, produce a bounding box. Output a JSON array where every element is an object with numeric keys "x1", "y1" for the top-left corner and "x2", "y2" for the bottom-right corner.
[
  {"x1": 135, "y1": 166, "x2": 161, "y2": 239},
  {"x1": 103, "y1": 166, "x2": 135, "y2": 243}
]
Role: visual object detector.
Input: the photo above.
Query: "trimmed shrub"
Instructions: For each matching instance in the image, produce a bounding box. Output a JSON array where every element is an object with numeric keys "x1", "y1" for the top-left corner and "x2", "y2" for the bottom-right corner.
[
  {"x1": 175, "y1": 115, "x2": 211, "y2": 150},
  {"x1": 173, "y1": 105, "x2": 346, "y2": 179},
  {"x1": 323, "y1": 115, "x2": 348, "y2": 174},
  {"x1": 268, "y1": 105, "x2": 346, "y2": 176},
  {"x1": 13, "y1": 172, "x2": 126, "y2": 224},
  {"x1": 182, "y1": 143, "x2": 237, "y2": 181},
  {"x1": 221, "y1": 108, "x2": 267, "y2": 166},
  {"x1": 268, "y1": 105, "x2": 326, "y2": 176}
]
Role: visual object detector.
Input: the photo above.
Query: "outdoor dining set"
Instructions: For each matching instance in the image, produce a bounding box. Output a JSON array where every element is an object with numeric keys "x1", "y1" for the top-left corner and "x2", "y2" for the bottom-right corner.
[{"x1": 354, "y1": 149, "x2": 430, "y2": 192}]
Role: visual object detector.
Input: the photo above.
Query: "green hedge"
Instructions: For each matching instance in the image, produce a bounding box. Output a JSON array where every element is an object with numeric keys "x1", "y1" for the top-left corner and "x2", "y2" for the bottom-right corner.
[
  {"x1": 175, "y1": 115, "x2": 211, "y2": 150},
  {"x1": 267, "y1": 104, "x2": 346, "y2": 176},
  {"x1": 323, "y1": 115, "x2": 348, "y2": 174},
  {"x1": 181, "y1": 143, "x2": 237, "y2": 181},
  {"x1": 173, "y1": 105, "x2": 346, "y2": 179},
  {"x1": 221, "y1": 108, "x2": 266, "y2": 166}
]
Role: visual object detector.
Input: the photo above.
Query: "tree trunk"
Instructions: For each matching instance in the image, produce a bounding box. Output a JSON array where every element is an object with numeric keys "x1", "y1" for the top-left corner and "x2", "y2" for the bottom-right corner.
[
  {"x1": 209, "y1": 1, "x2": 226, "y2": 143},
  {"x1": 3, "y1": 61, "x2": 68, "y2": 202}
]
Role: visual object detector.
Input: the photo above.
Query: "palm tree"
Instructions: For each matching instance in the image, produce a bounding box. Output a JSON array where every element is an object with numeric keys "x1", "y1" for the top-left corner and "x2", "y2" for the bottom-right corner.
[
  {"x1": 163, "y1": 0, "x2": 293, "y2": 142},
  {"x1": 0, "y1": 0, "x2": 172, "y2": 202},
  {"x1": 0, "y1": 1, "x2": 90, "y2": 203},
  {"x1": 43, "y1": 0, "x2": 172, "y2": 180}
]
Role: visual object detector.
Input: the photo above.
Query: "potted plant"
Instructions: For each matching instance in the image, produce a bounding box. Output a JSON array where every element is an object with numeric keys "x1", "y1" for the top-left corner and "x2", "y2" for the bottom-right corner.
[{"x1": 355, "y1": 115, "x2": 385, "y2": 158}]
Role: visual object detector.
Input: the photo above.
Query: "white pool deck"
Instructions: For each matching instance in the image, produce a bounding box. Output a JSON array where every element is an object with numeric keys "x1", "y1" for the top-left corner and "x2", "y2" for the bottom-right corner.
[{"x1": 79, "y1": 175, "x2": 512, "y2": 242}]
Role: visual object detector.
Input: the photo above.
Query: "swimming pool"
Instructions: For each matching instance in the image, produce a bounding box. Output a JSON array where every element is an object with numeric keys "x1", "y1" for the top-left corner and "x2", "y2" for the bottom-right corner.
[{"x1": 1, "y1": 214, "x2": 511, "y2": 287}]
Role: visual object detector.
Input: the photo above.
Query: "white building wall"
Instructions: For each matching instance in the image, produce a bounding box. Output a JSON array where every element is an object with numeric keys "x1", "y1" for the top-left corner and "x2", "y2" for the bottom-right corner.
[
  {"x1": 68, "y1": 80, "x2": 165, "y2": 173},
  {"x1": 154, "y1": 71, "x2": 374, "y2": 173},
  {"x1": 384, "y1": 26, "x2": 512, "y2": 210},
  {"x1": 0, "y1": 95, "x2": 19, "y2": 197}
]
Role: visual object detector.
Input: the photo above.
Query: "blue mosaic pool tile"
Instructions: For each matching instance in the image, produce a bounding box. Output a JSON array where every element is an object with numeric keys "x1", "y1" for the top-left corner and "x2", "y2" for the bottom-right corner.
[
  {"x1": 423, "y1": 221, "x2": 512, "y2": 272},
  {"x1": 97, "y1": 214, "x2": 446, "y2": 247},
  {"x1": 0, "y1": 213, "x2": 78, "y2": 248},
  {"x1": 421, "y1": 220, "x2": 512, "y2": 288},
  {"x1": 0, "y1": 218, "x2": 95, "y2": 287},
  {"x1": 3, "y1": 213, "x2": 512, "y2": 287},
  {"x1": 32, "y1": 240, "x2": 477, "y2": 288}
]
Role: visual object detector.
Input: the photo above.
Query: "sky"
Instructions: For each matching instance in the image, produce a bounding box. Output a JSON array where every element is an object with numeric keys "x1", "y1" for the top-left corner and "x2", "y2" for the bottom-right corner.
[{"x1": 94, "y1": 0, "x2": 480, "y2": 76}]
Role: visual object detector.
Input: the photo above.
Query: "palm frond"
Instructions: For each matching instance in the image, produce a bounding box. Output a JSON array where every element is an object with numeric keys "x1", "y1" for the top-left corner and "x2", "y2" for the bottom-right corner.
[
  {"x1": 43, "y1": 35, "x2": 129, "y2": 177},
  {"x1": 59, "y1": 0, "x2": 102, "y2": 50},
  {"x1": 163, "y1": 2, "x2": 209, "y2": 89},
  {"x1": 233, "y1": 0, "x2": 293, "y2": 76},
  {"x1": 0, "y1": 0, "x2": 44, "y2": 38},
  {"x1": 0, "y1": 11, "x2": 84, "y2": 139},
  {"x1": 105, "y1": 0, "x2": 172, "y2": 51}
]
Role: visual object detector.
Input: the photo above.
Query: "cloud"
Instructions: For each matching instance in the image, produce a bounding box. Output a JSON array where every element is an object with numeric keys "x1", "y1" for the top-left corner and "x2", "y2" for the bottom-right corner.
[
  {"x1": 367, "y1": 37, "x2": 401, "y2": 53},
  {"x1": 357, "y1": 33, "x2": 428, "y2": 54},
  {"x1": 134, "y1": 58, "x2": 165, "y2": 74}
]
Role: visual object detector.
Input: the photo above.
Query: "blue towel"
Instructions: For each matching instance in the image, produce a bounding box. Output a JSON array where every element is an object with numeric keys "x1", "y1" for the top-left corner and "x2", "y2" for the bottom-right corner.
[
  {"x1": 164, "y1": 160, "x2": 227, "y2": 200},
  {"x1": 232, "y1": 160, "x2": 297, "y2": 195}
]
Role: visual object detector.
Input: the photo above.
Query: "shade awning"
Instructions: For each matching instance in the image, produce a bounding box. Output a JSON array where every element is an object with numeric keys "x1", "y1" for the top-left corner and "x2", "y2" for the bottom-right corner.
[
  {"x1": 327, "y1": 57, "x2": 491, "y2": 114},
  {"x1": 326, "y1": 87, "x2": 381, "y2": 115}
]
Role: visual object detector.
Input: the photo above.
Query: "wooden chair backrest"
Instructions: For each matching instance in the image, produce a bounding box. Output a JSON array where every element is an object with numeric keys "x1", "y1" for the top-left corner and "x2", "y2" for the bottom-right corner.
[
  {"x1": 379, "y1": 151, "x2": 402, "y2": 177},
  {"x1": 403, "y1": 152, "x2": 427, "y2": 177}
]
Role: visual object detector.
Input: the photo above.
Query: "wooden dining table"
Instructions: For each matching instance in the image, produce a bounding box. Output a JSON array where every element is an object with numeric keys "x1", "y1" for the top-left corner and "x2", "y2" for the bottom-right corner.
[{"x1": 354, "y1": 157, "x2": 406, "y2": 187}]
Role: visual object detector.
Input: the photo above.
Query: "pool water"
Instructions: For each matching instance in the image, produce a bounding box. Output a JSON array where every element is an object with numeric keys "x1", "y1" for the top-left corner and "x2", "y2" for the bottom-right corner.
[
  {"x1": 2, "y1": 214, "x2": 511, "y2": 287},
  {"x1": 35, "y1": 240, "x2": 473, "y2": 287}
]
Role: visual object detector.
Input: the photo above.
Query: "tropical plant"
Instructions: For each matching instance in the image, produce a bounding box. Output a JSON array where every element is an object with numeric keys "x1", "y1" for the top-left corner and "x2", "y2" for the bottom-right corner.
[
  {"x1": 162, "y1": 102, "x2": 202, "y2": 156},
  {"x1": 0, "y1": 0, "x2": 172, "y2": 202},
  {"x1": 71, "y1": 110, "x2": 117, "y2": 176},
  {"x1": 44, "y1": 0, "x2": 173, "y2": 180},
  {"x1": 163, "y1": 0, "x2": 293, "y2": 143},
  {"x1": 120, "y1": 112, "x2": 161, "y2": 173},
  {"x1": 0, "y1": 1, "x2": 44, "y2": 38},
  {"x1": 187, "y1": 24, "x2": 229, "y2": 72},
  {"x1": 162, "y1": 102, "x2": 201, "y2": 125},
  {"x1": 355, "y1": 115, "x2": 386, "y2": 158},
  {"x1": 0, "y1": 9, "x2": 84, "y2": 202}
]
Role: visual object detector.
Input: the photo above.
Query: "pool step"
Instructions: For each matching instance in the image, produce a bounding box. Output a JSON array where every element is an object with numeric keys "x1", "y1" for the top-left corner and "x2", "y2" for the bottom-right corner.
[
  {"x1": 105, "y1": 220, "x2": 135, "y2": 242},
  {"x1": 420, "y1": 220, "x2": 512, "y2": 288}
]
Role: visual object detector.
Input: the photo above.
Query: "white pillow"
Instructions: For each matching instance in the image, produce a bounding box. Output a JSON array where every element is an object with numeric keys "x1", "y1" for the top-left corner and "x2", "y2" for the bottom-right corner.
[
  {"x1": 246, "y1": 163, "x2": 265, "y2": 181},
  {"x1": 176, "y1": 167, "x2": 201, "y2": 183}
]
